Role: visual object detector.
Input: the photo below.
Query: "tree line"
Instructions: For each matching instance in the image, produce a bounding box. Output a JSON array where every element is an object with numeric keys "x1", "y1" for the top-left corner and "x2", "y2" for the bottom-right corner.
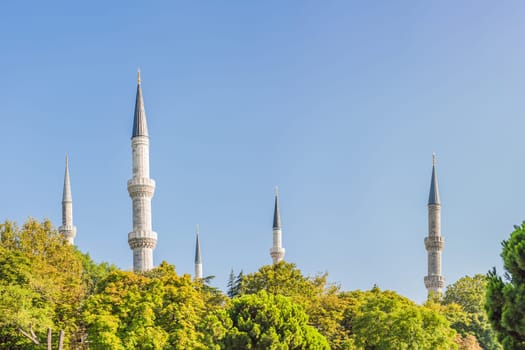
[{"x1": 0, "y1": 218, "x2": 519, "y2": 349}]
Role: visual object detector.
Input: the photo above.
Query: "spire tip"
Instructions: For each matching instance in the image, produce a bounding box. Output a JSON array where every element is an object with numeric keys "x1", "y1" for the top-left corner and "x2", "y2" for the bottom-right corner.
[
  {"x1": 275, "y1": 186, "x2": 279, "y2": 196},
  {"x1": 432, "y1": 152, "x2": 436, "y2": 166},
  {"x1": 137, "y1": 68, "x2": 141, "y2": 85}
]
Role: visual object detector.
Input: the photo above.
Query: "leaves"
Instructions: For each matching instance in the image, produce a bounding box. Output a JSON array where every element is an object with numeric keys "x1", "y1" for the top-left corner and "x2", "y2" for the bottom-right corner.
[
  {"x1": 486, "y1": 223, "x2": 525, "y2": 349},
  {"x1": 222, "y1": 291, "x2": 330, "y2": 349}
]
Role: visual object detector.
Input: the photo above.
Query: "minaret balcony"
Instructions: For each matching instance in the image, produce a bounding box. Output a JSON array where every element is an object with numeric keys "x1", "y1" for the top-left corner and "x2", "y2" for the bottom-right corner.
[
  {"x1": 424, "y1": 275, "x2": 445, "y2": 289},
  {"x1": 424, "y1": 236, "x2": 445, "y2": 251},
  {"x1": 128, "y1": 230, "x2": 158, "y2": 249},
  {"x1": 127, "y1": 178, "x2": 156, "y2": 197}
]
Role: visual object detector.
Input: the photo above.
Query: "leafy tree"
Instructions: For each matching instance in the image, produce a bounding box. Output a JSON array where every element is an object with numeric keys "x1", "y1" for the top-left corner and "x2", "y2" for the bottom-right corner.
[
  {"x1": 0, "y1": 219, "x2": 90, "y2": 349},
  {"x1": 486, "y1": 222, "x2": 525, "y2": 349},
  {"x1": 221, "y1": 290, "x2": 329, "y2": 349},
  {"x1": 239, "y1": 262, "x2": 349, "y2": 347},
  {"x1": 84, "y1": 262, "x2": 226, "y2": 349},
  {"x1": 342, "y1": 287, "x2": 457, "y2": 350},
  {"x1": 442, "y1": 275, "x2": 501, "y2": 350}
]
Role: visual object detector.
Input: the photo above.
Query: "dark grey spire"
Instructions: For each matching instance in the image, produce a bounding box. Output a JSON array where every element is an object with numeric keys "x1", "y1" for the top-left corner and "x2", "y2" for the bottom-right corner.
[
  {"x1": 428, "y1": 153, "x2": 441, "y2": 205},
  {"x1": 132, "y1": 69, "x2": 149, "y2": 138},
  {"x1": 195, "y1": 225, "x2": 202, "y2": 264},
  {"x1": 63, "y1": 155, "x2": 72, "y2": 202},
  {"x1": 273, "y1": 187, "x2": 281, "y2": 229}
]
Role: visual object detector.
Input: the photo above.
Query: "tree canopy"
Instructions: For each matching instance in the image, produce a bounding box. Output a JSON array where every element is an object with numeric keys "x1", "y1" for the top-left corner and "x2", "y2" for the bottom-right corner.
[
  {"x1": 486, "y1": 222, "x2": 525, "y2": 349},
  {"x1": 222, "y1": 291, "x2": 329, "y2": 349},
  {"x1": 441, "y1": 275, "x2": 501, "y2": 350},
  {"x1": 0, "y1": 218, "x2": 502, "y2": 350}
]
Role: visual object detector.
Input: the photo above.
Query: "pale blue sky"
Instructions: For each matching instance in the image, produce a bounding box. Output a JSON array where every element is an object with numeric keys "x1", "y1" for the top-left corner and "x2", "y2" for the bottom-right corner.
[{"x1": 1, "y1": 1, "x2": 525, "y2": 302}]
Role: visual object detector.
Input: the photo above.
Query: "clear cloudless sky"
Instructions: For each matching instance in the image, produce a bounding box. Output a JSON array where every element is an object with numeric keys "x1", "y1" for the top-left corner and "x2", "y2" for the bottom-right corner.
[{"x1": 1, "y1": 1, "x2": 525, "y2": 303}]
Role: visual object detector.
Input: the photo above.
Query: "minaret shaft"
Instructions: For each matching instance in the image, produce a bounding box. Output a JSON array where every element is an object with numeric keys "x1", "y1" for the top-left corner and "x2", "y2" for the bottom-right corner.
[
  {"x1": 128, "y1": 73, "x2": 157, "y2": 272},
  {"x1": 59, "y1": 156, "x2": 76, "y2": 244},
  {"x1": 424, "y1": 155, "x2": 445, "y2": 294},
  {"x1": 270, "y1": 189, "x2": 285, "y2": 264},
  {"x1": 195, "y1": 226, "x2": 203, "y2": 279}
]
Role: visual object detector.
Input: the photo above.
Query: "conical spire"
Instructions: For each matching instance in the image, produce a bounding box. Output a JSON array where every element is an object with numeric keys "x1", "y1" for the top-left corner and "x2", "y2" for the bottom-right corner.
[
  {"x1": 132, "y1": 69, "x2": 149, "y2": 138},
  {"x1": 195, "y1": 225, "x2": 202, "y2": 264},
  {"x1": 60, "y1": 155, "x2": 76, "y2": 245},
  {"x1": 63, "y1": 155, "x2": 72, "y2": 202},
  {"x1": 428, "y1": 153, "x2": 441, "y2": 205},
  {"x1": 273, "y1": 187, "x2": 281, "y2": 229}
]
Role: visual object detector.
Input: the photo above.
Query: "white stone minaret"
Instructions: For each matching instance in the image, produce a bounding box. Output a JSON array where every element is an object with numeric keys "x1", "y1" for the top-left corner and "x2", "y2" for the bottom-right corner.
[
  {"x1": 195, "y1": 224, "x2": 203, "y2": 279},
  {"x1": 127, "y1": 70, "x2": 157, "y2": 272},
  {"x1": 59, "y1": 155, "x2": 76, "y2": 244},
  {"x1": 270, "y1": 187, "x2": 285, "y2": 264},
  {"x1": 424, "y1": 153, "x2": 445, "y2": 294}
]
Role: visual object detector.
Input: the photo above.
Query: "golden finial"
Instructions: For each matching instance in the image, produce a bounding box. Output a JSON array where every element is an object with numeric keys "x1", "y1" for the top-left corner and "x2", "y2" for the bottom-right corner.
[
  {"x1": 432, "y1": 152, "x2": 436, "y2": 166},
  {"x1": 137, "y1": 68, "x2": 141, "y2": 85}
]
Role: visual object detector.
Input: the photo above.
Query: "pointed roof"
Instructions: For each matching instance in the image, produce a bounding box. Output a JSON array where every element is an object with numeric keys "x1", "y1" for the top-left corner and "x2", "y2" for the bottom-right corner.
[
  {"x1": 428, "y1": 153, "x2": 441, "y2": 205},
  {"x1": 132, "y1": 69, "x2": 149, "y2": 138},
  {"x1": 195, "y1": 225, "x2": 202, "y2": 264},
  {"x1": 273, "y1": 187, "x2": 281, "y2": 229},
  {"x1": 63, "y1": 155, "x2": 72, "y2": 202}
]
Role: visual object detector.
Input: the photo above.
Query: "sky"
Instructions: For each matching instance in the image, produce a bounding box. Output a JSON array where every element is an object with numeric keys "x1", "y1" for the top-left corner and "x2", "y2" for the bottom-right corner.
[{"x1": 1, "y1": 1, "x2": 525, "y2": 303}]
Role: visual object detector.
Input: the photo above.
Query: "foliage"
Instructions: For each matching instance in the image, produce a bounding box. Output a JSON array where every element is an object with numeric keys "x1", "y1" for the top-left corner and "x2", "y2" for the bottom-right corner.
[
  {"x1": 455, "y1": 334, "x2": 483, "y2": 350},
  {"x1": 486, "y1": 222, "x2": 525, "y2": 349},
  {"x1": 441, "y1": 275, "x2": 501, "y2": 350},
  {"x1": 84, "y1": 262, "x2": 226, "y2": 349},
  {"x1": 221, "y1": 291, "x2": 330, "y2": 349},
  {"x1": 342, "y1": 287, "x2": 457, "y2": 350},
  {"x1": 0, "y1": 219, "x2": 489, "y2": 350},
  {"x1": 239, "y1": 262, "x2": 350, "y2": 347},
  {"x1": 227, "y1": 269, "x2": 243, "y2": 298},
  {"x1": 0, "y1": 219, "x2": 90, "y2": 348}
]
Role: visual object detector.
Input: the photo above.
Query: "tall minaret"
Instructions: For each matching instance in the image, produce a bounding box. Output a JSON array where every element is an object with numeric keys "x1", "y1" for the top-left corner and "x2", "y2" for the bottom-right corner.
[
  {"x1": 195, "y1": 225, "x2": 203, "y2": 279},
  {"x1": 59, "y1": 155, "x2": 77, "y2": 244},
  {"x1": 424, "y1": 153, "x2": 445, "y2": 294},
  {"x1": 127, "y1": 70, "x2": 157, "y2": 272},
  {"x1": 270, "y1": 187, "x2": 285, "y2": 264}
]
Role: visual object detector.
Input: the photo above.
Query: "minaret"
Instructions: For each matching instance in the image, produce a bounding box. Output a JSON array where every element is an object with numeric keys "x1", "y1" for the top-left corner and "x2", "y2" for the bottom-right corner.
[
  {"x1": 127, "y1": 70, "x2": 157, "y2": 272},
  {"x1": 195, "y1": 225, "x2": 203, "y2": 279},
  {"x1": 424, "y1": 153, "x2": 445, "y2": 294},
  {"x1": 270, "y1": 187, "x2": 285, "y2": 264},
  {"x1": 59, "y1": 155, "x2": 76, "y2": 244}
]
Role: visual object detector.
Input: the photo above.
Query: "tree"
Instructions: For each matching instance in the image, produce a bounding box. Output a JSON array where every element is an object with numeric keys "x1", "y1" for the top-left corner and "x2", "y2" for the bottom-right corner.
[
  {"x1": 442, "y1": 275, "x2": 501, "y2": 350},
  {"x1": 0, "y1": 219, "x2": 91, "y2": 349},
  {"x1": 239, "y1": 262, "x2": 350, "y2": 347},
  {"x1": 486, "y1": 222, "x2": 525, "y2": 349},
  {"x1": 84, "y1": 262, "x2": 226, "y2": 349},
  {"x1": 221, "y1": 291, "x2": 329, "y2": 349},
  {"x1": 342, "y1": 287, "x2": 457, "y2": 350}
]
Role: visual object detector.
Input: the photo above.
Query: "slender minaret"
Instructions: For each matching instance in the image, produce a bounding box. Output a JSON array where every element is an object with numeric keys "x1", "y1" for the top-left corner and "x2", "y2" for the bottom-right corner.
[
  {"x1": 424, "y1": 153, "x2": 445, "y2": 294},
  {"x1": 270, "y1": 187, "x2": 285, "y2": 264},
  {"x1": 127, "y1": 70, "x2": 157, "y2": 272},
  {"x1": 59, "y1": 155, "x2": 77, "y2": 244},
  {"x1": 195, "y1": 224, "x2": 203, "y2": 279}
]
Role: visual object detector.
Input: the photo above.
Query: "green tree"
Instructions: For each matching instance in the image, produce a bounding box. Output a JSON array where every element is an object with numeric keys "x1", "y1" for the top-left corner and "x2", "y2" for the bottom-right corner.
[
  {"x1": 221, "y1": 290, "x2": 329, "y2": 349},
  {"x1": 486, "y1": 222, "x2": 525, "y2": 349},
  {"x1": 0, "y1": 219, "x2": 93, "y2": 349},
  {"x1": 442, "y1": 275, "x2": 501, "y2": 350},
  {"x1": 239, "y1": 262, "x2": 350, "y2": 347},
  {"x1": 342, "y1": 287, "x2": 457, "y2": 350},
  {"x1": 84, "y1": 262, "x2": 226, "y2": 350}
]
